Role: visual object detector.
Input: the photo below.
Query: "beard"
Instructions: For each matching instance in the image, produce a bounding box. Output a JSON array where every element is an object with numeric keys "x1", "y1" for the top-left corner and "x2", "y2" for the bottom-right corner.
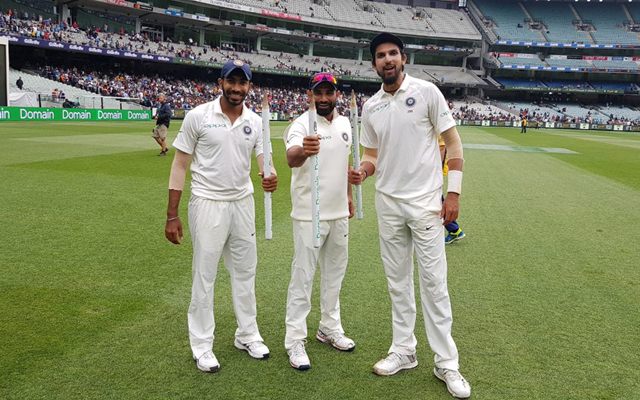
[
  {"x1": 377, "y1": 66, "x2": 403, "y2": 85},
  {"x1": 316, "y1": 102, "x2": 335, "y2": 117}
]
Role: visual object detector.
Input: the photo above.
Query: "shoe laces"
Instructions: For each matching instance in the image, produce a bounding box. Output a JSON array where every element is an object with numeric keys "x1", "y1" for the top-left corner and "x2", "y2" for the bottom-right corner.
[
  {"x1": 442, "y1": 368, "x2": 464, "y2": 382},
  {"x1": 200, "y1": 351, "x2": 215, "y2": 361},
  {"x1": 385, "y1": 352, "x2": 404, "y2": 366},
  {"x1": 290, "y1": 341, "x2": 307, "y2": 357}
]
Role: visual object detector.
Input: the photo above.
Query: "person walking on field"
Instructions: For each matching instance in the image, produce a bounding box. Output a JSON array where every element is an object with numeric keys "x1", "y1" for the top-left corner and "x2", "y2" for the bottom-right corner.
[
  {"x1": 520, "y1": 117, "x2": 527, "y2": 134},
  {"x1": 153, "y1": 94, "x2": 172, "y2": 155},
  {"x1": 164, "y1": 60, "x2": 278, "y2": 373},
  {"x1": 349, "y1": 33, "x2": 471, "y2": 399},
  {"x1": 283, "y1": 72, "x2": 356, "y2": 371}
]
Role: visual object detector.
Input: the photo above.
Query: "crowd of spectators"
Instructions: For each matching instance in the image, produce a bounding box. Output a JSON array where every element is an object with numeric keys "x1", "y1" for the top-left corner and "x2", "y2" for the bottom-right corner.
[
  {"x1": 1, "y1": 9, "x2": 363, "y2": 77},
  {"x1": 1, "y1": 7, "x2": 469, "y2": 79},
  {"x1": 450, "y1": 100, "x2": 640, "y2": 126},
  {"x1": 37, "y1": 65, "x2": 372, "y2": 115},
  {"x1": 452, "y1": 103, "x2": 519, "y2": 122}
]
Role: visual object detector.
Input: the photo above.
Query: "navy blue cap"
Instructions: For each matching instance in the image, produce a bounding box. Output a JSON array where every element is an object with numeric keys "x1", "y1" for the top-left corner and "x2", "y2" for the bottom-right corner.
[
  {"x1": 369, "y1": 32, "x2": 404, "y2": 57},
  {"x1": 220, "y1": 60, "x2": 252, "y2": 80}
]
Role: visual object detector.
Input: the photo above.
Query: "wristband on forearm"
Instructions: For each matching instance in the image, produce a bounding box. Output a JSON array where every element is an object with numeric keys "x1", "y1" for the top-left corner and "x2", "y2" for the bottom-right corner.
[{"x1": 447, "y1": 170, "x2": 462, "y2": 194}]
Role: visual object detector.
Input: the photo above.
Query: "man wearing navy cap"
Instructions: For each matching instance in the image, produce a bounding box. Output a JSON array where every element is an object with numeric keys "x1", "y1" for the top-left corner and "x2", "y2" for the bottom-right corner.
[
  {"x1": 349, "y1": 33, "x2": 471, "y2": 398},
  {"x1": 283, "y1": 72, "x2": 356, "y2": 371},
  {"x1": 164, "y1": 59, "x2": 278, "y2": 373}
]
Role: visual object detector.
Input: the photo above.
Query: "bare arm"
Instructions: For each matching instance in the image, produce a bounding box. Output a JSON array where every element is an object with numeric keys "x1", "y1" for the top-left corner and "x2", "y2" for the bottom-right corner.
[
  {"x1": 165, "y1": 150, "x2": 192, "y2": 244},
  {"x1": 286, "y1": 135, "x2": 320, "y2": 168},
  {"x1": 440, "y1": 126, "x2": 464, "y2": 225}
]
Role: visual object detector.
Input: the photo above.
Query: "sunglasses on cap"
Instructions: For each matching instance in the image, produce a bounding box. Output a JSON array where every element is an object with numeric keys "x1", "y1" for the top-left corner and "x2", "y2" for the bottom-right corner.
[{"x1": 310, "y1": 73, "x2": 338, "y2": 89}]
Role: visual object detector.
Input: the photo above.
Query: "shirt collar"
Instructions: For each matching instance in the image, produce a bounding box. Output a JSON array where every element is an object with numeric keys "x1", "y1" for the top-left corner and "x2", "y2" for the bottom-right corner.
[{"x1": 213, "y1": 96, "x2": 249, "y2": 123}]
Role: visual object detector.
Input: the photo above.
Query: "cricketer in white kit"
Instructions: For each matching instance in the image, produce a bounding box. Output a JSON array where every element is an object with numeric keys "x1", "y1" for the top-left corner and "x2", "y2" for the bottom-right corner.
[
  {"x1": 164, "y1": 60, "x2": 278, "y2": 373},
  {"x1": 349, "y1": 33, "x2": 471, "y2": 399},
  {"x1": 283, "y1": 72, "x2": 356, "y2": 371}
]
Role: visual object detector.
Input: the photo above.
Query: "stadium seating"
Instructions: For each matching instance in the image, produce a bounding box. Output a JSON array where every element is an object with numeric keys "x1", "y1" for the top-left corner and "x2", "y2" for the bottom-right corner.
[
  {"x1": 591, "y1": 60, "x2": 639, "y2": 71},
  {"x1": 574, "y1": 3, "x2": 640, "y2": 45},
  {"x1": 596, "y1": 105, "x2": 640, "y2": 122},
  {"x1": 496, "y1": 101, "x2": 565, "y2": 120},
  {"x1": 494, "y1": 78, "x2": 547, "y2": 89},
  {"x1": 473, "y1": 0, "x2": 544, "y2": 42},
  {"x1": 628, "y1": 3, "x2": 640, "y2": 22},
  {"x1": 9, "y1": 68, "x2": 145, "y2": 109},
  {"x1": 543, "y1": 80, "x2": 593, "y2": 91},
  {"x1": 557, "y1": 103, "x2": 599, "y2": 120},
  {"x1": 220, "y1": 0, "x2": 479, "y2": 37},
  {"x1": 498, "y1": 55, "x2": 546, "y2": 68},
  {"x1": 589, "y1": 82, "x2": 635, "y2": 92},
  {"x1": 544, "y1": 58, "x2": 593, "y2": 69},
  {"x1": 524, "y1": 2, "x2": 593, "y2": 44}
]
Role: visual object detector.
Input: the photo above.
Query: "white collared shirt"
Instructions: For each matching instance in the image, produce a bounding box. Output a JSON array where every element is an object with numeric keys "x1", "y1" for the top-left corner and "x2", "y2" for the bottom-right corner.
[
  {"x1": 360, "y1": 74, "x2": 456, "y2": 201},
  {"x1": 173, "y1": 97, "x2": 264, "y2": 201},
  {"x1": 285, "y1": 110, "x2": 352, "y2": 221}
]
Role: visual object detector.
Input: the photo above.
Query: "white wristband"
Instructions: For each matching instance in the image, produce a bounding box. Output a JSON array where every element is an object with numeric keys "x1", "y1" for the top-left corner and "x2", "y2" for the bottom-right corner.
[{"x1": 447, "y1": 170, "x2": 463, "y2": 194}]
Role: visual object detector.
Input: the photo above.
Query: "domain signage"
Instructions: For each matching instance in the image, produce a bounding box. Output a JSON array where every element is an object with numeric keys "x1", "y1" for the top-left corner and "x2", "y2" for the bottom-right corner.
[{"x1": 0, "y1": 107, "x2": 151, "y2": 122}]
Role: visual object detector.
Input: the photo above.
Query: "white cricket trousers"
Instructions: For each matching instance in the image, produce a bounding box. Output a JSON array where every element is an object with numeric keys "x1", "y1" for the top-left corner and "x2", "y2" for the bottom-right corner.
[
  {"x1": 284, "y1": 218, "x2": 349, "y2": 349},
  {"x1": 375, "y1": 191, "x2": 459, "y2": 370},
  {"x1": 187, "y1": 195, "x2": 264, "y2": 358}
]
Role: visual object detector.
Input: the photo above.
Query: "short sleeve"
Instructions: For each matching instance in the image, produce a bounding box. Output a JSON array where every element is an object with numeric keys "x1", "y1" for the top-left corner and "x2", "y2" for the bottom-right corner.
[
  {"x1": 254, "y1": 119, "x2": 264, "y2": 157},
  {"x1": 359, "y1": 104, "x2": 378, "y2": 149},
  {"x1": 172, "y1": 109, "x2": 200, "y2": 154},
  {"x1": 428, "y1": 85, "x2": 456, "y2": 135},
  {"x1": 285, "y1": 121, "x2": 306, "y2": 150}
]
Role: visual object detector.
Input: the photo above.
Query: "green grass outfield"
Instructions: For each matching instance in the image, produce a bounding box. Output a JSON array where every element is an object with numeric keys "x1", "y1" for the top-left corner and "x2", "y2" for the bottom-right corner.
[{"x1": 1, "y1": 121, "x2": 638, "y2": 400}]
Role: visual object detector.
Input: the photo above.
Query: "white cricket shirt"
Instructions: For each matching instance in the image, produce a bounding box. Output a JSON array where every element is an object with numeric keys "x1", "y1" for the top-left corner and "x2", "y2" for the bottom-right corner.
[
  {"x1": 360, "y1": 74, "x2": 456, "y2": 201},
  {"x1": 173, "y1": 97, "x2": 264, "y2": 201},
  {"x1": 285, "y1": 110, "x2": 352, "y2": 221}
]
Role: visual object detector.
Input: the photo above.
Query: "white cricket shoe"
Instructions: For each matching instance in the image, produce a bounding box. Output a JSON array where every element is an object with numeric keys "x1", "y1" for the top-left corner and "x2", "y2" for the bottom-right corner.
[
  {"x1": 287, "y1": 340, "x2": 311, "y2": 371},
  {"x1": 316, "y1": 330, "x2": 356, "y2": 352},
  {"x1": 372, "y1": 352, "x2": 418, "y2": 376},
  {"x1": 194, "y1": 351, "x2": 220, "y2": 373},
  {"x1": 434, "y1": 367, "x2": 471, "y2": 399},
  {"x1": 234, "y1": 339, "x2": 270, "y2": 359}
]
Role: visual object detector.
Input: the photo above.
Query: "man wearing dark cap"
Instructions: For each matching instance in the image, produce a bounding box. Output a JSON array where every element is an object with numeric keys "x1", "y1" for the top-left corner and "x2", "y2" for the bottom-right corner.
[
  {"x1": 283, "y1": 72, "x2": 356, "y2": 371},
  {"x1": 349, "y1": 33, "x2": 471, "y2": 398},
  {"x1": 164, "y1": 59, "x2": 278, "y2": 373}
]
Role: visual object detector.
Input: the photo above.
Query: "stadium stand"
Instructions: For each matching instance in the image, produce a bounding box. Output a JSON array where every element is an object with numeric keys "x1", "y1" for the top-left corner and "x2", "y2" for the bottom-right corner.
[
  {"x1": 573, "y1": 3, "x2": 640, "y2": 45},
  {"x1": 596, "y1": 105, "x2": 640, "y2": 123},
  {"x1": 9, "y1": 67, "x2": 145, "y2": 109},
  {"x1": 524, "y1": 2, "x2": 593, "y2": 44},
  {"x1": 0, "y1": 13, "x2": 483, "y2": 85},
  {"x1": 220, "y1": 0, "x2": 479, "y2": 38},
  {"x1": 473, "y1": 0, "x2": 545, "y2": 42},
  {"x1": 451, "y1": 100, "x2": 519, "y2": 121},
  {"x1": 591, "y1": 59, "x2": 639, "y2": 71},
  {"x1": 494, "y1": 78, "x2": 547, "y2": 89},
  {"x1": 544, "y1": 58, "x2": 593, "y2": 69},
  {"x1": 2, "y1": 0, "x2": 639, "y2": 127},
  {"x1": 498, "y1": 55, "x2": 546, "y2": 68}
]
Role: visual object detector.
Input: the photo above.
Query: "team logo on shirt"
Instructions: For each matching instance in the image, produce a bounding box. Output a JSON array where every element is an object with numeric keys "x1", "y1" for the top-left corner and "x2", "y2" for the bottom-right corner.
[
  {"x1": 243, "y1": 126, "x2": 252, "y2": 135},
  {"x1": 341, "y1": 132, "x2": 349, "y2": 143},
  {"x1": 405, "y1": 97, "x2": 416, "y2": 107}
]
